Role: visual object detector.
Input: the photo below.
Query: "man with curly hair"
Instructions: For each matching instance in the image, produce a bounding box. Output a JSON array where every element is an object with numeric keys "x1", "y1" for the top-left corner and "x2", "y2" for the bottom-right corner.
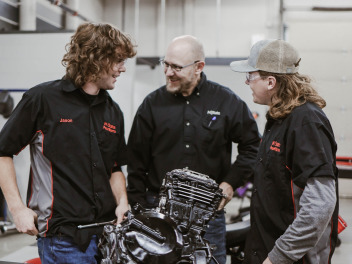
[
  {"x1": 230, "y1": 39, "x2": 339, "y2": 264},
  {"x1": 0, "y1": 22, "x2": 136, "y2": 263}
]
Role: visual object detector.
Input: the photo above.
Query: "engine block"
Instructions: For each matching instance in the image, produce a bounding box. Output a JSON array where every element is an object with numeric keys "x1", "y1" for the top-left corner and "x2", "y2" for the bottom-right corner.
[
  {"x1": 99, "y1": 168, "x2": 224, "y2": 264},
  {"x1": 158, "y1": 168, "x2": 224, "y2": 233}
]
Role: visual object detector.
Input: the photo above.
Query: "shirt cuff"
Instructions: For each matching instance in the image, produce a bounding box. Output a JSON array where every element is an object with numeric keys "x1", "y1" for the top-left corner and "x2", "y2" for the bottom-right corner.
[
  {"x1": 112, "y1": 166, "x2": 122, "y2": 173},
  {"x1": 268, "y1": 246, "x2": 294, "y2": 264}
]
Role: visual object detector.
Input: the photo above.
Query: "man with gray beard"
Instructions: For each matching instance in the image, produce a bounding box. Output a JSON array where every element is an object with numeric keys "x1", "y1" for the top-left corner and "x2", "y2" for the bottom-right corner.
[{"x1": 127, "y1": 35, "x2": 260, "y2": 264}]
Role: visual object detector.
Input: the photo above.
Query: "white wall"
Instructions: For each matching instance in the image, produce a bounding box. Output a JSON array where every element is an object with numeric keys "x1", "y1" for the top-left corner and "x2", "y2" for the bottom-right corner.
[
  {"x1": 285, "y1": 15, "x2": 352, "y2": 157},
  {"x1": 105, "y1": 0, "x2": 280, "y2": 57}
]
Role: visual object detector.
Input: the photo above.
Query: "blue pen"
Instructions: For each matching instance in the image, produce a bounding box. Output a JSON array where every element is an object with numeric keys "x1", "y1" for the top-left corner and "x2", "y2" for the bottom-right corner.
[{"x1": 208, "y1": 116, "x2": 216, "y2": 127}]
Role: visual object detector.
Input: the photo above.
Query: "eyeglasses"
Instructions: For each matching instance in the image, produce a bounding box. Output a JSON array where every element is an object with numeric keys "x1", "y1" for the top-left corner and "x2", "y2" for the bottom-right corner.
[
  {"x1": 246, "y1": 72, "x2": 261, "y2": 82},
  {"x1": 160, "y1": 59, "x2": 200, "y2": 72}
]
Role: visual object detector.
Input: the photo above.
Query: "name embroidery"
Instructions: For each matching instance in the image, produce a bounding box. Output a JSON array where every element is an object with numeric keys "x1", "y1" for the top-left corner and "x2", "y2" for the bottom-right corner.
[
  {"x1": 207, "y1": 110, "x2": 220, "y2": 115},
  {"x1": 270, "y1": 140, "x2": 281, "y2": 153},
  {"x1": 60, "y1": 118, "x2": 73, "y2": 123},
  {"x1": 103, "y1": 122, "x2": 116, "y2": 134}
]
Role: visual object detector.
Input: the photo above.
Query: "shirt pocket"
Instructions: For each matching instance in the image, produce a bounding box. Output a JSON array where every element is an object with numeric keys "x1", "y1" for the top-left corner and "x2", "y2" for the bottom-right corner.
[
  {"x1": 265, "y1": 153, "x2": 286, "y2": 181},
  {"x1": 97, "y1": 125, "x2": 121, "y2": 154},
  {"x1": 200, "y1": 114, "x2": 226, "y2": 147},
  {"x1": 264, "y1": 154, "x2": 293, "y2": 209}
]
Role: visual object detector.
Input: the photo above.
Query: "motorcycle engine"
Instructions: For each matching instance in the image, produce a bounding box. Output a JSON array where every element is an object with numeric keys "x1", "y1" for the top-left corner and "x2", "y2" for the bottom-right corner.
[{"x1": 99, "y1": 168, "x2": 224, "y2": 264}]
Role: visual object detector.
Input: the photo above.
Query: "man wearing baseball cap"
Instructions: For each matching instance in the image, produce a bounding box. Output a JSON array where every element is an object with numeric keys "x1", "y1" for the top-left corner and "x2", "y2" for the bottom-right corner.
[{"x1": 230, "y1": 39, "x2": 339, "y2": 264}]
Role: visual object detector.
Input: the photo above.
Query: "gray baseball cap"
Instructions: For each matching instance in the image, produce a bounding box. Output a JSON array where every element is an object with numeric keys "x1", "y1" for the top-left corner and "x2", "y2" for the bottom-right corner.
[{"x1": 230, "y1": 39, "x2": 301, "y2": 74}]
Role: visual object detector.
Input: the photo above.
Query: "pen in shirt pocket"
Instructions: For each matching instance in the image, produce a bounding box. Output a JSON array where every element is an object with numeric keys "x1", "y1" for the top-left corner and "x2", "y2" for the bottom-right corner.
[{"x1": 208, "y1": 116, "x2": 217, "y2": 127}]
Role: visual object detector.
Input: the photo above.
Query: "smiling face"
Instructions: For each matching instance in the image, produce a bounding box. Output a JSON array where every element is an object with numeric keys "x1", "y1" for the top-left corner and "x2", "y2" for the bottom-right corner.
[
  {"x1": 96, "y1": 61, "x2": 126, "y2": 91},
  {"x1": 163, "y1": 36, "x2": 205, "y2": 97},
  {"x1": 82, "y1": 61, "x2": 126, "y2": 95}
]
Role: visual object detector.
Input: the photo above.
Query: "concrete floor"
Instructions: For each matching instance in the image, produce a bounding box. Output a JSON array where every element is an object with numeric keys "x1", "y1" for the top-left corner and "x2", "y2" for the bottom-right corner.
[{"x1": 0, "y1": 197, "x2": 351, "y2": 263}]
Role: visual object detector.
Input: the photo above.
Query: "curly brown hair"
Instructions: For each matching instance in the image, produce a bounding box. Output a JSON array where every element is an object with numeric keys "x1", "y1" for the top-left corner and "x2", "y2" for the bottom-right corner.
[
  {"x1": 62, "y1": 22, "x2": 137, "y2": 87},
  {"x1": 259, "y1": 71, "x2": 326, "y2": 119}
]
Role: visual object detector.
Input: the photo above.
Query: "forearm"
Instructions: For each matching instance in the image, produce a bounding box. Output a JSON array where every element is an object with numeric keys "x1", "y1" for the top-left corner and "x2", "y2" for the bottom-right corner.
[
  {"x1": 110, "y1": 171, "x2": 128, "y2": 207},
  {"x1": 268, "y1": 177, "x2": 336, "y2": 264},
  {"x1": 0, "y1": 156, "x2": 25, "y2": 213},
  {"x1": 0, "y1": 156, "x2": 38, "y2": 235}
]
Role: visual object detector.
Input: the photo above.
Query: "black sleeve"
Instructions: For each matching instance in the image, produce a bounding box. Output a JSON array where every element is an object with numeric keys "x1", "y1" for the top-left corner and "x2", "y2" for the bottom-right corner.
[
  {"x1": 287, "y1": 117, "x2": 337, "y2": 188},
  {"x1": 126, "y1": 99, "x2": 154, "y2": 207},
  {"x1": 0, "y1": 90, "x2": 41, "y2": 157},
  {"x1": 222, "y1": 99, "x2": 260, "y2": 189}
]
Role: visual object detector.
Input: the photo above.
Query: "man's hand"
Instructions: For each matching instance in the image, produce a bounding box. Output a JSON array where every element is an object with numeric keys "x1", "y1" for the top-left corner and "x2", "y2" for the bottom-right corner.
[
  {"x1": 263, "y1": 257, "x2": 273, "y2": 264},
  {"x1": 218, "y1": 182, "x2": 234, "y2": 210},
  {"x1": 110, "y1": 171, "x2": 129, "y2": 224},
  {"x1": 12, "y1": 206, "x2": 38, "y2": 236},
  {"x1": 0, "y1": 157, "x2": 38, "y2": 235},
  {"x1": 115, "y1": 202, "x2": 129, "y2": 224}
]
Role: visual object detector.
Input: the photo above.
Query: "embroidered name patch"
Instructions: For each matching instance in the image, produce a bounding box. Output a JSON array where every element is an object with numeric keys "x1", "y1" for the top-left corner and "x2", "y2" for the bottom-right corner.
[
  {"x1": 270, "y1": 140, "x2": 281, "y2": 153},
  {"x1": 207, "y1": 110, "x2": 220, "y2": 115},
  {"x1": 60, "y1": 118, "x2": 73, "y2": 123},
  {"x1": 103, "y1": 122, "x2": 116, "y2": 134}
]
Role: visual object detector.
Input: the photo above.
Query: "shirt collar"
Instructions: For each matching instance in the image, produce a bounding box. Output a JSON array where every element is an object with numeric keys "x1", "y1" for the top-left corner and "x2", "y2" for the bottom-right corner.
[
  {"x1": 61, "y1": 77, "x2": 78, "y2": 92},
  {"x1": 193, "y1": 72, "x2": 206, "y2": 95},
  {"x1": 266, "y1": 113, "x2": 283, "y2": 125},
  {"x1": 61, "y1": 77, "x2": 110, "y2": 105}
]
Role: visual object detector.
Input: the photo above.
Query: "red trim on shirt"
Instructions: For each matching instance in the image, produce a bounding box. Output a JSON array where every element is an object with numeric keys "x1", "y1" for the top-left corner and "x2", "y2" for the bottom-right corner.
[
  {"x1": 27, "y1": 167, "x2": 34, "y2": 206},
  {"x1": 286, "y1": 165, "x2": 297, "y2": 219},
  {"x1": 34, "y1": 130, "x2": 54, "y2": 237},
  {"x1": 44, "y1": 162, "x2": 54, "y2": 237}
]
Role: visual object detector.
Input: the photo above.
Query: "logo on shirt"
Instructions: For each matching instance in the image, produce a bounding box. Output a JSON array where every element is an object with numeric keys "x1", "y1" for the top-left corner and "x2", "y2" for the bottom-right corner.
[
  {"x1": 207, "y1": 110, "x2": 221, "y2": 115},
  {"x1": 270, "y1": 141, "x2": 281, "y2": 153},
  {"x1": 60, "y1": 118, "x2": 73, "y2": 123},
  {"x1": 103, "y1": 122, "x2": 117, "y2": 134}
]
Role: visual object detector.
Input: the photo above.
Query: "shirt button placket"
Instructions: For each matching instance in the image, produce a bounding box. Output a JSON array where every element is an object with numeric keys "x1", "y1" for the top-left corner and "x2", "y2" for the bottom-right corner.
[{"x1": 183, "y1": 98, "x2": 192, "y2": 168}]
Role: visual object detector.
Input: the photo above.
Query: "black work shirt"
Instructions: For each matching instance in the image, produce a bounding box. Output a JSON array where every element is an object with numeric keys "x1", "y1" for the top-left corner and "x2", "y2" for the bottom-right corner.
[
  {"x1": 127, "y1": 73, "x2": 260, "y2": 207},
  {"x1": 0, "y1": 78, "x2": 127, "y2": 250},
  {"x1": 245, "y1": 102, "x2": 339, "y2": 264}
]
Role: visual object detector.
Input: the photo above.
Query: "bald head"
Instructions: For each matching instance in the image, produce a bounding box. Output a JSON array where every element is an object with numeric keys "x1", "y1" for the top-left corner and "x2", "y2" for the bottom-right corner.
[
  {"x1": 167, "y1": 35, "x2": 205, "y2": 62},
  {"x1": 163, "y1": 35, "x2": 205, "y2": 97}
]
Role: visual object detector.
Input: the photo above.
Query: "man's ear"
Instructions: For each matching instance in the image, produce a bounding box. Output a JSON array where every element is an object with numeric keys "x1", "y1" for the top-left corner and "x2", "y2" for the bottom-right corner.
[
  {"x1": 196, "y1": 61, "x2": 205, "y2": 74},
  {"x1": 267, "y1": 76, "x2": 276, "y2": 90}
]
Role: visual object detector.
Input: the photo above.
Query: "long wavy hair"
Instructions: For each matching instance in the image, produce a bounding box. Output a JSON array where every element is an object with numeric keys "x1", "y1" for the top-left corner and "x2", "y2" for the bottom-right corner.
[
  {"x1": 259, "y1": 71, "x2": 326, "y2": 119},
  {"x1": 62, "y1": 22, "x2": 137, "y2": 87}
]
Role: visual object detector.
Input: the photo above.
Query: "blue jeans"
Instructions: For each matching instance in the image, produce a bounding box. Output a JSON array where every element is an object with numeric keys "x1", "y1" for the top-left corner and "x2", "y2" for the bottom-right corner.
[
  {"x1": 204, "y1": 210, "x2": 226, "y2": 264},
  {"x1": 37, "y1": 235, "x2": 99, "y2": 264}
]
